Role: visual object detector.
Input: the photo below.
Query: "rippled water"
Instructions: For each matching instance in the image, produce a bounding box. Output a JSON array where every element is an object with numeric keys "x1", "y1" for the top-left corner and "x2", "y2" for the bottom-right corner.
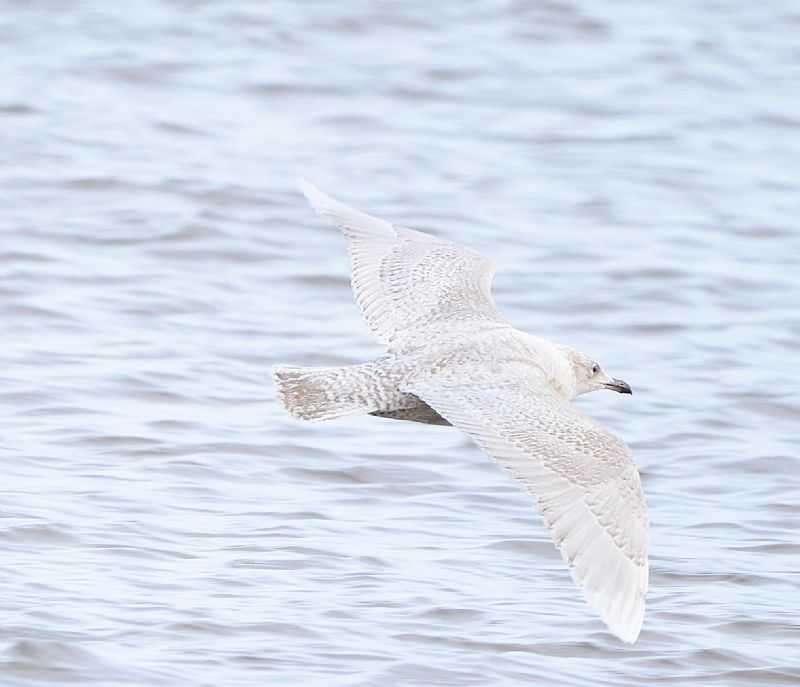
[{"x1": 2, "y1": 2, "x2": 800, "y2": 685}]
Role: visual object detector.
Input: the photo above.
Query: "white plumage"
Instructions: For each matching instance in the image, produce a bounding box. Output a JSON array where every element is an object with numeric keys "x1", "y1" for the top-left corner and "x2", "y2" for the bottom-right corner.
[{"x1": 275, "y1": 180, "x2": 649, "y2": 643}]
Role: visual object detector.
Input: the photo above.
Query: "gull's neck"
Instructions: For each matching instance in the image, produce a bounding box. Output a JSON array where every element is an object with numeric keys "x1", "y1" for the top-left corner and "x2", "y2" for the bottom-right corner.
[{"x1": 522, "y1": 334, "x2": 577, "y2": 400}]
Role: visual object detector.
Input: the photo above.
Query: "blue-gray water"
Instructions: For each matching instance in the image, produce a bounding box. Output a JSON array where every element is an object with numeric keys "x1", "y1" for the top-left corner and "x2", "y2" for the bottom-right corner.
[{"x1": 2, "y1": 2, "x2": 799, "y2": 685}]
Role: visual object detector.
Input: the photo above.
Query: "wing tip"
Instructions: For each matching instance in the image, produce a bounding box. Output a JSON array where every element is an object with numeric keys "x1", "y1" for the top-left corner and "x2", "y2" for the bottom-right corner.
[
  {"x1": 607, "y1": 603, "x2": 645, "y2": 644},
  {"x1": 295, "y1": 176, "x2": 397, "y2": 238},
  {"x1": 295, "y1": 176, "x2": 333, "y2": 216},
  {"x1": 586, "y1": 569, "x2": 647, "y2": 644},
  {"x1": 558, "y1": 520, "x2": 648, "y2": 644}
]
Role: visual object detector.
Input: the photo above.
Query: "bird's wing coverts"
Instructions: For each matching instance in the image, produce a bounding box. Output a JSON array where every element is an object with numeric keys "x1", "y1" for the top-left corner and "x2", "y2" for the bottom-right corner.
[
  {"x1": 298, "y1": 179, "x2": 506, "y2": 350},
  {"x1": 404, "y1": 361, "x2": 649, "y2": 643}
]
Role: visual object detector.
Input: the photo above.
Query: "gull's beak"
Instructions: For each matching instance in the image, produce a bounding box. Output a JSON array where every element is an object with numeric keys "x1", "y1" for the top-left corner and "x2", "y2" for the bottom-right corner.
[{"x1": 604, "y1": 378, "x2": 632, "y2": 395}]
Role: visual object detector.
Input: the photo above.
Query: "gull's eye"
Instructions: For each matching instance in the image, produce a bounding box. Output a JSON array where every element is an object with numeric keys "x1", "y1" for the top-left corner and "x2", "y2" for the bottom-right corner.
[{"x1": 591, "y1": 364, "x2": 599, "y2": 375}]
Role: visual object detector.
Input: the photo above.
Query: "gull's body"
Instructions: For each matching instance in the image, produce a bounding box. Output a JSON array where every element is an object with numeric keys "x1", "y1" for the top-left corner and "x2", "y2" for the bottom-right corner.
[{"x1": 273, "y1": 181, "x2": 649, "y2": 643}]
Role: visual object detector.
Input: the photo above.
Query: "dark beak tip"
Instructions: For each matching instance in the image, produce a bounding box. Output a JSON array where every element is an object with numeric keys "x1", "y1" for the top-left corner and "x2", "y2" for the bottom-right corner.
[{"x1": 608, "y1": 379, "x2": 632, "y2": 395}]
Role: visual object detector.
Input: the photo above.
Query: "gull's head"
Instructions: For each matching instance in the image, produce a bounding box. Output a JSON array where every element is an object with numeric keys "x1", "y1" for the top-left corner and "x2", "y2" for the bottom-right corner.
[{"x1": 559, "y1": 347, "x2": 632, "y2": 398}]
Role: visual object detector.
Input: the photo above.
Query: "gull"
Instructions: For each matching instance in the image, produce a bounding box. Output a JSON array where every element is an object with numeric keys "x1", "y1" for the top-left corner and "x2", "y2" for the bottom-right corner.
[{"x1": 273, "y1": 180, "x2": 649, "y2": 643}]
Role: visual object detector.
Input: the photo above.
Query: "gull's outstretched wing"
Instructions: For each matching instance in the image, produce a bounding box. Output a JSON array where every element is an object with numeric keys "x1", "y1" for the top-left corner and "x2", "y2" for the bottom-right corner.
[
  {"x1": 404, "y1": 361, "x2": 649, "y2": 643},
  {"x1": 298, "y1": 179, "x2": 506, "y2": 351}
]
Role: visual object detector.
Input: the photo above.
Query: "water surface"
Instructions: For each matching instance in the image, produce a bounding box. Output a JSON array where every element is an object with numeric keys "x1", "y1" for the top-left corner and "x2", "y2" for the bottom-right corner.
[{"x1": 2, "y1": 2, "x2": 799, "y2": 685}]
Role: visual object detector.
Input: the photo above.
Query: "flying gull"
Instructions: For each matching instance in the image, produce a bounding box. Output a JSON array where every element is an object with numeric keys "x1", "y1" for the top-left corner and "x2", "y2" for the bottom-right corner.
[{"x1": 273, "y1": 180, "x2": 649, "y2": 643}]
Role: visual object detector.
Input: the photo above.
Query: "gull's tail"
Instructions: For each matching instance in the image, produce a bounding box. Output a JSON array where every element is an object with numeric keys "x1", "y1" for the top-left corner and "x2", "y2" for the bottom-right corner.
[{"x1": 272, "y1": 361, "x2": 390, "y2": 422}]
